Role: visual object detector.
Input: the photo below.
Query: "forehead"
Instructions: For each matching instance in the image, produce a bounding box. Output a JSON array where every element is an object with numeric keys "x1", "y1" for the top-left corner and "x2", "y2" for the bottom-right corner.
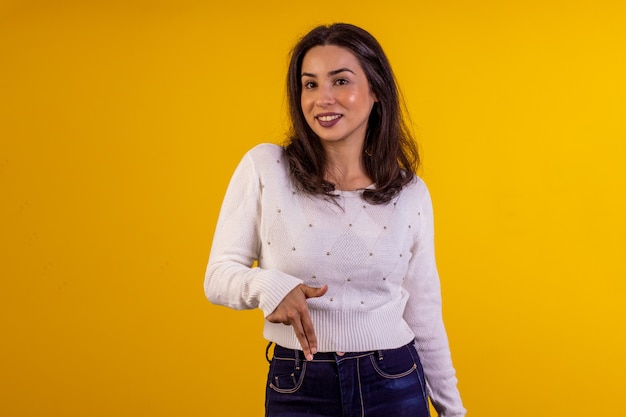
[{"x1": 301, "y1": 44, "x2": 362, "y2": 72}]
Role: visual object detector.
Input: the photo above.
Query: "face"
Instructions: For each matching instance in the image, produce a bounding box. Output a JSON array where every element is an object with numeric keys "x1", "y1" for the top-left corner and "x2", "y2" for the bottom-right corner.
[{"x1": 300, "y1": 45, "x2": 377, "y2": 148}]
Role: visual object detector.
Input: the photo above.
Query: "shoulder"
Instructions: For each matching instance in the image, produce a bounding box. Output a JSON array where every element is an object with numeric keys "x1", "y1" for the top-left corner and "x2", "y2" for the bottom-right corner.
[
  {"x1": 234, "y1": 143, "x2": 287, "y2": 177},
  {"x1": 399, "y1": 174, "x2": 432, "y2": 205},
  {"x1": 245, "y1": 143, "x2": 285, "y2": 163},
  {"x1": 396, "y1": 175, "x2": 436, "y2": 239},
  {"x1": 240, "y1": 143, "x2": 290, "y2": 186}
]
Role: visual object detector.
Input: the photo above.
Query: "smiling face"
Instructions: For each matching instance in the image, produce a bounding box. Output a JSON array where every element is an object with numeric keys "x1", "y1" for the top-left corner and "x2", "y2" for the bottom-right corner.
[{"x1": 300, "y1": 45, "x2": 377, "y2": 148}]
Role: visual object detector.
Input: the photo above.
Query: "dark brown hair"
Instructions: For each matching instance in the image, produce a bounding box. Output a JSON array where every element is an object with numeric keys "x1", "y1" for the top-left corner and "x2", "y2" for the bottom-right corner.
[{"x1": 284, "y1": 23, "x2": 419, "y2": 204}]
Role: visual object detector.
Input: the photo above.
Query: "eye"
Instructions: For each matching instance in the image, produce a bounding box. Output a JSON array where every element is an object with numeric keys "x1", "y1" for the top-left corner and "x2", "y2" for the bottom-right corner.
[
  {"x1": 303, "y1": 80, "x2": 317, "y2": 89},
  {"x1": 334, "y1": 78, "x2": 349, "y2": 86}
]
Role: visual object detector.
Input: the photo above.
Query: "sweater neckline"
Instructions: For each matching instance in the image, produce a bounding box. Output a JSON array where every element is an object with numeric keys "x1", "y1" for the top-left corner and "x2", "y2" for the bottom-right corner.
[{"x1": 334, "y1": 183, "x2": 375, "y2": 198}]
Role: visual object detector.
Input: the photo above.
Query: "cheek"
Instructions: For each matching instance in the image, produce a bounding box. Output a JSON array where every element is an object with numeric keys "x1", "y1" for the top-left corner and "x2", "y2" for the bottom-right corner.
[
  {"x1": 345, "y1": 93, "x2": 359, "y2": 106},
  {"x1": 300, "y1": 95, "x2": 314, "y2": 115},
  {"x1": 341, "y1": 88, "x2": 362, "y2": 107},
  {"x1": 299, "y1": 97, "x2": 315, "y2": 128}
]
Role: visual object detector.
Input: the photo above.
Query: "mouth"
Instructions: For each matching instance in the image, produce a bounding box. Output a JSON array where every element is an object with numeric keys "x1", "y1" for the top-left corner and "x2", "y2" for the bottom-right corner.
[{"x1": 315, "y1": 113, "x2": 342, "y2": 127}]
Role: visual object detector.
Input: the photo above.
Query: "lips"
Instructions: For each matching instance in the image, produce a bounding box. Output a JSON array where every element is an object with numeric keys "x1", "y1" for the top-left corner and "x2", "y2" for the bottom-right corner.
[{"x1": 316, "y1": 113, "x2": 342, "y2": 128}]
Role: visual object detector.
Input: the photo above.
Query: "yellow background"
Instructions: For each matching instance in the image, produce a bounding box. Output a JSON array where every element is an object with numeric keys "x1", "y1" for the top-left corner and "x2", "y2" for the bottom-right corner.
[{"x1": 1, "y1": 0, "x2": 625, "y2": 415}]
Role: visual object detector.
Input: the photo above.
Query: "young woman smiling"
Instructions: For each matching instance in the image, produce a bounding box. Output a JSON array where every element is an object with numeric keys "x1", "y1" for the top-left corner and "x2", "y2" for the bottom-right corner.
[{"x1": 205, "y1": 23, "x2": 466, "y2": 417}]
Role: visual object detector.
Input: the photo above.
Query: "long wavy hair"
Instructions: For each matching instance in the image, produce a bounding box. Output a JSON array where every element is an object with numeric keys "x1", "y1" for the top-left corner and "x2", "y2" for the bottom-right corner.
[{"x1": 284, "y1": 23, "x2": 419, "y2": 204}]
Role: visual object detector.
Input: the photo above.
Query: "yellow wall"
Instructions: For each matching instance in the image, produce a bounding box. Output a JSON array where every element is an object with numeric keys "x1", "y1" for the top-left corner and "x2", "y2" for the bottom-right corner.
[{"x1": 1, "y1": 0, "x2": 624, "y2": 415}]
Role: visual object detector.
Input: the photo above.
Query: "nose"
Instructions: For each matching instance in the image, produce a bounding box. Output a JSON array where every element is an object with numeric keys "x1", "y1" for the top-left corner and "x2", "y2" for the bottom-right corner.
[{"x1": 315, "y1": 84, "x2": 335, "y2": 107}]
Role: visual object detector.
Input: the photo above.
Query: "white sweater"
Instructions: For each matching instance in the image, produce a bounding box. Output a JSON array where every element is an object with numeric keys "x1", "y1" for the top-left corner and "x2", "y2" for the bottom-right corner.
[{"x1": 205, "y1": 143, "x2": 465, "y2": 417}]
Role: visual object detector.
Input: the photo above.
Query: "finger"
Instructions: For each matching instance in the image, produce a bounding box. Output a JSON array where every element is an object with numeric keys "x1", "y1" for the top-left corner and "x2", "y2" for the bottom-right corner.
[
  {"x1": 297, "y1": 285, "x2": 326, "y2": 358},
  {"x1": 266, "y1": 310, "x2": 282, "y2": 324},
  {"x1": 290, "y1": 312, "x2": 313, "y2": 360},
  {"x1": 299, "y1": 306, "x2": 318, "y2": 360},
  {"x1": 302, "y1": 284, "x2": 328, "y2": 299}
]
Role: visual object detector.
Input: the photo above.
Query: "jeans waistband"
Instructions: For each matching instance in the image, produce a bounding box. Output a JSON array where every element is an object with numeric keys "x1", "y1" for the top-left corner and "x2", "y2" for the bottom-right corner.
[{"x1": 268, "y1": 341, "x2": 414, "y2": 363}]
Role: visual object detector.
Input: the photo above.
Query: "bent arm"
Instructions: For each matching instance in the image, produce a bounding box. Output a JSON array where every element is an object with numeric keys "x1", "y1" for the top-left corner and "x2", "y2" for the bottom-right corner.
[{"x1": 204, "y1": 151, "x2": 302, "y2": 317}]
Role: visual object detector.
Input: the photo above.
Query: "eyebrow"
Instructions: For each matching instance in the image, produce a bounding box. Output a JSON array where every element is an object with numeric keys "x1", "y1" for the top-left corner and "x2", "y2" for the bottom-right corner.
[{"x1": 301, "y1": 67, "x2": 356, "y2": 78}]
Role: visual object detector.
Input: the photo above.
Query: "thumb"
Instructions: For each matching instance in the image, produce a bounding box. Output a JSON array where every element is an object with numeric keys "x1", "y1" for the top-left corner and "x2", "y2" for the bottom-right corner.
[{"x1": 301, "y1": 284, "x2": 328, "y2": 299}]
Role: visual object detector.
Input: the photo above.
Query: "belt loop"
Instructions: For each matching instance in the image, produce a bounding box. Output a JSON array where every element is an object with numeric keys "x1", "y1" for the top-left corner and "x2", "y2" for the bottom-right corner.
[
  {"x1": 294, "y1": 348, "x2": 301, "y2": 370},
  {"x1": 377, "y1": 350, "x2": 383, "y2": 361},
  {"x1": 265, "y1": 341, "x2": 274, "y2": 363}
]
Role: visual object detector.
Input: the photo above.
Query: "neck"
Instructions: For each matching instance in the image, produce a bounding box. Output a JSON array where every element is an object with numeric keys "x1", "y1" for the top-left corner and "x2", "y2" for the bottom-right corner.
[{"x1": 323, "y1": 142, "x2": 372, "y2": 191}]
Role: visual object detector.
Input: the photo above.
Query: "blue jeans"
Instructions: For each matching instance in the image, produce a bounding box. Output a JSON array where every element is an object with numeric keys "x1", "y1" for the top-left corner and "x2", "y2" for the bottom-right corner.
[{"x1": 265, "y1": 341, "x2": 430, "y2": 417}]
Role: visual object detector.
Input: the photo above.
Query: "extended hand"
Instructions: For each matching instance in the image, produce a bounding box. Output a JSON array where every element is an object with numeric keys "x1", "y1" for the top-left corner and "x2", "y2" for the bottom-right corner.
[{"x1": 267, "y1": 284, "x2": 328, "y2": 360}]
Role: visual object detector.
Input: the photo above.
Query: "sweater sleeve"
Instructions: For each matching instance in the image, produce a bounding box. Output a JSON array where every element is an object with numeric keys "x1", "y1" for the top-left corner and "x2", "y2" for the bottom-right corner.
[
  {"x1": 403, "y1": 182, "x2": 466, "y2": 417},
  {"x1": 204, "y1": 149, "x2": 303, "y2": 317}
]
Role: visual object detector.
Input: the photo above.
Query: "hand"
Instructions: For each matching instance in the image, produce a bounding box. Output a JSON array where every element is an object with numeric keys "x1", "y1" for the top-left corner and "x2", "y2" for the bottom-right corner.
[{"x1": 267, "y1": 284, "x2": 328, "y2": 361}]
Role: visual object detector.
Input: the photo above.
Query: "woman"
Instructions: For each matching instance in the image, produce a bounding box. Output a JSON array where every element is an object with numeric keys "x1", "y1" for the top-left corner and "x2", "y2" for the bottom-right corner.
[{"x1": 205, "y1": 23, "x2": 466, "y2": 417}]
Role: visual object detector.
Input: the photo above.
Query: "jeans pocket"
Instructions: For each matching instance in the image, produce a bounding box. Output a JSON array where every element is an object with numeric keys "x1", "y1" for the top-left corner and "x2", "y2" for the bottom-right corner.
[
  {"x1": 268, "y1": 358, "x2": 307, "y2": 394},
  {"x1": 369, "y1": 346, "x2": 417, "y2": 379}
]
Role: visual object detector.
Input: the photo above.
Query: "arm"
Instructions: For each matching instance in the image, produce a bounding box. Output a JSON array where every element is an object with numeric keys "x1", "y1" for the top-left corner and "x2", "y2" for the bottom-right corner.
[
  {"x1": 204, "y1": 150, "x2": 303, "y2": 316},
  {"x1": 204, "y1": 148, "x2": 326, "y2": 358},
  {"x1": 403, "y1": 182, "x2": 466, "y2": 417}
]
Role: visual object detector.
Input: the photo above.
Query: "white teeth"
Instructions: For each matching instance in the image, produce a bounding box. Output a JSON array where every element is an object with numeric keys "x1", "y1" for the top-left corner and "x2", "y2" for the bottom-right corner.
[{"x1": 318, "y1": 115, "x2": 341, "y2": 122}]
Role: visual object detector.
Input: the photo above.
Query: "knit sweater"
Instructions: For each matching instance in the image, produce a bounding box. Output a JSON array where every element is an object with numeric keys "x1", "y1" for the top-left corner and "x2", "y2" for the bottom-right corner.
[{"x1": 205, "y1": 143, "x2": 465, "y2": 417}]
